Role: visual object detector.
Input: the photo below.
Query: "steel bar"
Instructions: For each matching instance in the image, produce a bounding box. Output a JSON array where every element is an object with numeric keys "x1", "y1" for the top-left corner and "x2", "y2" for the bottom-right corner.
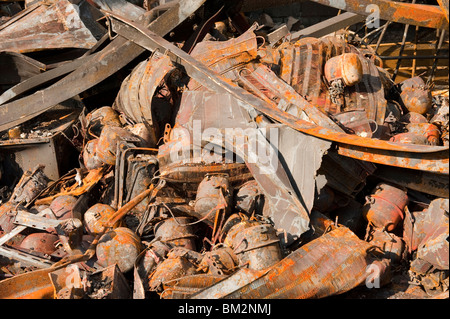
[{"x1": 290, "y1": 12, "x2": 366, "y2": 41}]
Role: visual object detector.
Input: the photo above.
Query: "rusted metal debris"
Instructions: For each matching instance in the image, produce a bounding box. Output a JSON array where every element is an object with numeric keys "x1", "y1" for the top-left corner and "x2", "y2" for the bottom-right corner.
[{"x1": 0, "y1": 0, "x2": 448, "y2": 301}]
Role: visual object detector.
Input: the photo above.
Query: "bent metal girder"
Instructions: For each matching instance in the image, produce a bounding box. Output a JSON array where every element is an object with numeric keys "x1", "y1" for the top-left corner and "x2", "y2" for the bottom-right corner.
[
  {"x1": 106, "y1": 12, "x2": 449, "y2": 175},
  {"x1": 0, "y1": 0, "x2": 208, "y2": 132},
  {"x1": 310, "y1": 0, "x2": 448, "y2": 30},
  {"x1": 247, "y1": 0, "x2": 449, "y2": 30}
]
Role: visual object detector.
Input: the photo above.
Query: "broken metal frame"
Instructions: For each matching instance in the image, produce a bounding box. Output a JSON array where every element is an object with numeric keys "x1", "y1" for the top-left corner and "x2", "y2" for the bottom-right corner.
[
  {"x1": 106, "y1": 11, "x2": 449, "y2": 176},
  {"x1": 0, "y1": 0, "x2": 209, "y2": 132}
]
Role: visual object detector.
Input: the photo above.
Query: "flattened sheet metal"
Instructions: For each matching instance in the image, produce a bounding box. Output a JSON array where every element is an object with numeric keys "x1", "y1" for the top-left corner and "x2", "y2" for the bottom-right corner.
[
  {"x1": 0, "y1": 0, "x2": 208, "y2": 132},
  {"x1": 268, "y1": 124, "x2": 332, "y2": 212},
  {"x1": 0, "y1": 0, "x2": 97, "y2": 53},
  {"x1": 108, "y1": 13, "x2": 449, "y2": 176}
]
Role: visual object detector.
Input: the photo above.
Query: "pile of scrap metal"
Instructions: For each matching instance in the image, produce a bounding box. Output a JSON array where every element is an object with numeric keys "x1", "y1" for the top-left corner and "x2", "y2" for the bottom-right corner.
[{"x1": 0, "y1": 0, "x2": 448, "y2": 299}]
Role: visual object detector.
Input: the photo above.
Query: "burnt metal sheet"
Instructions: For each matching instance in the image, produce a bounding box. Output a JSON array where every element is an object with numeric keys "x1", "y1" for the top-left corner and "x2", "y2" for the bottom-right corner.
[
  {"x1": 168, "y1": 90, "x2": 311, "y2": 244},
  {"x1": 238, "y1": 63, "x2": 344, "y2": 131},
  {"x1": 0, "y1": 0, "x2": 98, "y2": 53},
  {"x1": 0, "y1": 0, "x2": 208, "y2": 132},
  {"x1": 266, "y1": 124, "x2": 332, "y2": 212},
  {"x1": 108, "y1": 13, "x2": 449, "y2": 176}
]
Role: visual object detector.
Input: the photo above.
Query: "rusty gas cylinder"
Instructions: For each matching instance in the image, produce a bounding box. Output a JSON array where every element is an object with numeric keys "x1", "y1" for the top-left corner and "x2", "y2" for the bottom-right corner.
[
  {"x1": 96, "y1": 227, "x2": 142, "y2": 273},
  {"x1": 148, "y1": 255, "x2": 198, "y2": 292},
  {"x1": 198, "y1": 245, "x2": 238, "y2": 276},
  {"x1": 324, "y1": 53, "x2": 363, "y2": 87},
  {"x1": 362, "y1": 183, "x2": 409, "y2": 232},
  {"x1": 137, "y1": 241, "x2": 171, "y2": 277},
  {"x1": 400, "y1": 87, "x2": 432, "y2": 115},
  {"x1": 225, "y1": 220, "x2": 283, "y2": 271},
  {"x1": 389, "y1": 132, "x2": 429, "y2": 145},
  {"x1": 406, "y1": 123, "x2": 440, "y2": 146},
  {"x1": 367, "y1": 228, "x2": 405, "y2": 263},
  {"x1": 19, "y1": 233, "x2": 59, "y2": 256},
  {"x1": 194, "y1": 174, "x2": 232, "y2": 224},
  {"x1": 154, "y1": 217, "x2": 197, "y2": 251},
  {"x1": 84, "y1": 203, "x2": 120, "y2": 235},
  {"x1": 49, "y1": 195, "x2": 78, "y2": 220},
  {"x1": 235, "y1": 180, "x2": 262, "y2": 215},
  {"x1": 85, "y1": 106, "x2": 122, "y2": 136},
  {"x1": 96, "y1": 125, "x2": 138, "y2": 165},
  {"x1": 82, "y1": 139, "x2": 103, "y2": 170},
  {"x1": 0, "y1": 202, "x2": 19, "y2": 234},
  {"x1": 400, "y1": 112, "x2": 428, "y2": 124},
  {"x1": 126, "y1": 123, "x2": 158, "y2": 148},
  {"x1": 333, "y1": 109, "x2": 373, "y2": 138}
]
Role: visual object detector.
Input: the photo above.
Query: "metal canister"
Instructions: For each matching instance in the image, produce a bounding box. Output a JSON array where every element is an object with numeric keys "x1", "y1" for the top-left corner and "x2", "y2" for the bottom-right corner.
[
  {"x1": 198, "y1": 245, "x2": 238, "y2": 276},
  {"x1": 148, "y1": 255, "x2": 198, "y2": 292},
  {"x1": 225, "y1": 220, "x2": 283, "y2": 271},
  {"x1": 362, "y1": 183, "x2": 409, "y2": 232},
  {"x1": 96, "y1": 125, "x2": 139, "y2": 165},
  {"x1": 400, "y1": 112, "x2": 428, "y2": 124},
  {"x1": 18, "y1": 233, "x2": 59, "y2": 256},
  {"x1": 194, "y1": 174, "x2": 232, "y2": 225},
  {"x1": 96, "y1": 227, "x2": 142, "y2": 273},
  {"x1": 406, "y1": 123, "x2": 441, "y2": 146},
  {"x1": 400, "y1": 87, "x2": 432, "y2": 115},
  {"x1": 235, "y1": 180, "x2": 262, "y2": 215},
  {"x1": 324, "y1": 53, "x2": 363, "y2": 87},
  {"x1": 85, "y1": 106, "x2": 122, "y2": 137},
  {"x1": 154, "y1": 217, "x2": 197, "y2": 251},
  {"x1": 333, "y1": 109, "x2": 373, "y2": 138},
  {"x1": 367, "y1": 228, "x2": 405, "y2": 263},
  {"x1": 389, "y1": 132, "x2": 429, "y2": 145},
  {"x1": 82, "y1": 139, "x2": 103, "y2": 170},
  {"x1": 83, "y1": 203, "x2": 120, "y2": 235}
]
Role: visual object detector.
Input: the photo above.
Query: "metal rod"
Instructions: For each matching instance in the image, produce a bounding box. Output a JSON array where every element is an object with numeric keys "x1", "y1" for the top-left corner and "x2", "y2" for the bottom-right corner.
[
  {"x1": 379, "y1": 55, "x2": 449, "y2": 60},
  {"x1": 375, "y1": 21, "x2": 390, "y2": 54},
  {"x1": 412, "y1": 25, "x2": 419, "y2": 77},
  {"x1": 392, "y1": 0, "x2": 417, "y2": 82},
  {"x1": 427, "y1": 29, "x2": 447, "y2": 85}
]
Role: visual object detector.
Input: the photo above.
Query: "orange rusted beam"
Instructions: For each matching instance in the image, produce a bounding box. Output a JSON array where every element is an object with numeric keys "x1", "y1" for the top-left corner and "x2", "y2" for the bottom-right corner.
[
  {"x1": 309, "y1": 0, "x2": 448, "y2": 30},
  {"x1": 437, "y1": 0, "x2": 449, "y2": 22}
]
